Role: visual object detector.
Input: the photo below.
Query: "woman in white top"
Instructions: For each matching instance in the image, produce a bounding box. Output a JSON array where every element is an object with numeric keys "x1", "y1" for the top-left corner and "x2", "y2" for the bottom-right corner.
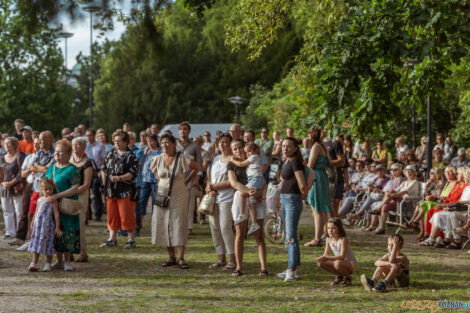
[
  {"x1": 373, "y1": 165, "x2": 420, "y2": 234},
  {"x1": 206, "y1": 133, "x2": 236, "y2": 271},
  {"x1": 317, "y1": 218, "x2": 357, "y2": 287}
]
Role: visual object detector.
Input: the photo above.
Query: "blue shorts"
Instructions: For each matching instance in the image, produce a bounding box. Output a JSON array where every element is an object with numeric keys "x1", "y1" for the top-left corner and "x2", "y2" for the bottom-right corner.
[{"x1": 247, "y1": 175, "x2": 264, "y2": 190}]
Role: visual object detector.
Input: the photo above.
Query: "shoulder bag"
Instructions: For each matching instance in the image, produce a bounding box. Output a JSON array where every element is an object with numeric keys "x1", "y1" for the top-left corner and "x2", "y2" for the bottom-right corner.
[
  {"x1": 155, "y1": 152, "x2": 180, "y2": 208},
  {"x1": 52, "y1": 165, "x2": 82, "y2": 215},
  {"x1": 12, "y1": 155, "x2": 26, "y2": 195},
  {"x1": 198, "y1": 193, "x2": 215, "y2": 215}
]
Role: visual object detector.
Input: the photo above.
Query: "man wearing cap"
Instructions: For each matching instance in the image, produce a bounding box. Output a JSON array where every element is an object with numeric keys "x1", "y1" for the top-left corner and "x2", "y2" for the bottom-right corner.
[
  {"x1": 176, "y1": 122, "x2": 203, "y2": 233},
  {"x1": 450, "y1": 148, "x2": 468, "y2": 168},
  {"x1": 18, "y1": 126, "x2": 35, "y2": 154}
]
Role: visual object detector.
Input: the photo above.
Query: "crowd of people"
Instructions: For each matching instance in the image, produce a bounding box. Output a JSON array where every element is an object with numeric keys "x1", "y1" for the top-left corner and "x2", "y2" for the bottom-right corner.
[{"x1": 0, "y1": 118, "x2": 468, "y2": 292}]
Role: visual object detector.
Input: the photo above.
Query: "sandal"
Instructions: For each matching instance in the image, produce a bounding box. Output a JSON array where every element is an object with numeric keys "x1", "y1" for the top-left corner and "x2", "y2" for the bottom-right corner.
[
  {"x1": 161, "y1": 257, "x2": 177, "y2": 267},
  {"x1": 259, "y1": 269, "x2": 269, "y2": 277},
  {"x1": 330, "y1": 276, "x2": 343, "y2": 286},
  {"x1": 177, "y1": 258, "x2": 189, "y2": 269},
  {"x1": 209, "y1": 260, "x2": 226, "y2": 269},
  {"x1": 75, "y1": 255, "x2": 88, "y2": 263},
  {"x1": 419, "y1": 239, "x2": 435, "y2": 246},
  {"x1": 222, "y1": 262, "x2": 236, "y2": 271},
  {"x1": 445, "y1": 242, "x2": 462, "y2": 249},
  {"x1": 304, "y1": 239, "x2": 323, "y2": 247},
  {"x1": 232, "y1": 269, "x2": 243, "y2": 277},
  {"x1": 399, "y1": 222, "x2": 410, "y2": 230},
  {"x1": 341, "y1": 277, "x2": 352, "y2": 287},
  {"x1": 374, "y1": 229, "x2": 385, "y2": 235}
]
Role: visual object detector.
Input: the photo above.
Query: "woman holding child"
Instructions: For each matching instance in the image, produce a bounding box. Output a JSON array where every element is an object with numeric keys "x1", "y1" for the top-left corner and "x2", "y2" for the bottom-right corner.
[{"x1": 227, "y1": 139, "x2": 267, "y2": 277}]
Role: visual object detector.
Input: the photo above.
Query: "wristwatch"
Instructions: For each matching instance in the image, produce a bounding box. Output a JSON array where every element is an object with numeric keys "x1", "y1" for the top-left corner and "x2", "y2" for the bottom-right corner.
[{"x1": 209, "y1": 184, "x2": 214, "y2": 191}]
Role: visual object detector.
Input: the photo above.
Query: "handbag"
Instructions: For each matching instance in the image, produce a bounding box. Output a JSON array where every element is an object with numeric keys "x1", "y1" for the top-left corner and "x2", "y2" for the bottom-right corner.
[
  {"x1": 12, "y1": 156, "x2": 26, "y2": 196},
  {"x1": 447, "y1": 203, "x2": 468, "y2": 212},
  {"x1": 52, "y1": 165, "x2": 82, "y2": 216},
  {"x1": 155, "y1": 152, "x2": 180, "y2": 208},
  {"x1": 198, "y1": 193, "x2": 215, "y2": 215}
]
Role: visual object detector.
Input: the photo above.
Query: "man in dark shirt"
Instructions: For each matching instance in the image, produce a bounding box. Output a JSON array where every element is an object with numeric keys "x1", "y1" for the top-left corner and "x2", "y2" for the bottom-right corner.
[
  {"x1": 10, "y1": 119, "x2": 25, "y2": 140},
  {"x1": 323, "y1": 130, "x2": 347, "y2": 217}
]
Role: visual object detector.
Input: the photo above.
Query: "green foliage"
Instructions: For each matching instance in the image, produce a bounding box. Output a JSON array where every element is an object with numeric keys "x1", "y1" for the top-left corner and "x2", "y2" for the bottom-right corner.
[
  {"x1": 0, "y1": 1, "x2": 74, "y2": 135},
  {"x1": 92, "y1": 0, "x2": 301, "y2": 132}
]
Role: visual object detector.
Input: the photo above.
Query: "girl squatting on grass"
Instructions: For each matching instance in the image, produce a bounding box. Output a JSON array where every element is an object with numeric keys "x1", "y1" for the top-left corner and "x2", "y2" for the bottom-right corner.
[
  {"x1": 27, "y1": 178, "x2": 61, "y2": 272},
  {"x1": 317, "y1": 218, "x2": 358, "y2": 287},
  {"x1": 361, "y1": 234, "x2": 410, "y2": 293}
]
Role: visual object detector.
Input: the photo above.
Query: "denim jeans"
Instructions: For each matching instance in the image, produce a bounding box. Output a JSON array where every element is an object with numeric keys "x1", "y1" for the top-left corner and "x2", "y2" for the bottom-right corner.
[
  {"x1": 280, "y1": 193, "x2": 303, "y2": 270},
  {"x1": 140, "y1": 182, "x2": 156, "y2": 216}
]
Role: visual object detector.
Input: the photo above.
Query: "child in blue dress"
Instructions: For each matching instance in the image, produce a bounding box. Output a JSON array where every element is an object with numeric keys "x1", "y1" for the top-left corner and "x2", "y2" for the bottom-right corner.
[{"x1": 28, "y1": 178, "x2": 61, "y2": 272}]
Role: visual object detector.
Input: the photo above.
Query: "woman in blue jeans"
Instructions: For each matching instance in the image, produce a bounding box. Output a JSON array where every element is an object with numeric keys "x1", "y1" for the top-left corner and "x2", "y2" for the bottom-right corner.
[{"x1": 277, "y1": 137, "x2": 307, "y2": 282}]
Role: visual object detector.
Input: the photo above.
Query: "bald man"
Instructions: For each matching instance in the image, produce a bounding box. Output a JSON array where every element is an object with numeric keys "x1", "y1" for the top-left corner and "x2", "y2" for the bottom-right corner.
[{"x1": 229, "y1": 124, "x2": 242, "y2": 140}]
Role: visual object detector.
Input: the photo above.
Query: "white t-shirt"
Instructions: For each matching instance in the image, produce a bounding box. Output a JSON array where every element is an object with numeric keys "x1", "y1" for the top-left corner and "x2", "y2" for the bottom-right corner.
[
  {"x1": 21, "y1": 153, "x2": 36, "y2": 184},
  {"x1": 396, "y1": 145, "x2": 409, "y2": 156},
  {"x1": 246, "y1": 154, "x2": 263, "y2": 178},
  {"x1": 398, "y1": 179, "x2": 420, "y2": 199},
  {"x1": 202, "y1": 142, "x2": 212, "y2": 153},
  {"x1": 210, "y1": 155, "x2": 235, "y2": 204},
  {"x1": 460, "y1": 186, "x2": 470, "y2": 202}
]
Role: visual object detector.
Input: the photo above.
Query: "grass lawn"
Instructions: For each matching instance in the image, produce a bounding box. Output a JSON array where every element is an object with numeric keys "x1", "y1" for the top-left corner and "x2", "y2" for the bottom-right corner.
[{"x1": 0, "y1": 210, "x2": 469, "y2": 313}]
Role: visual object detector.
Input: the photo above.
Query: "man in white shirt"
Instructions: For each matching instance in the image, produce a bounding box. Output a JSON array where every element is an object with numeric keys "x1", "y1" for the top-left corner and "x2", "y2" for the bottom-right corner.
[
  {"x1": 85, "y1": 128, "x2": 107, "y2": 221},
  {"x1": 450, "y1": 148, "x2": 468, "y2": 168}
]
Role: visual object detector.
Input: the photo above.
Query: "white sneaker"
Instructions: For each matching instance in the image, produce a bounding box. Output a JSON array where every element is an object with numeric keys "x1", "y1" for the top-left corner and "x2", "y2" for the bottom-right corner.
[
  {"x1": 284, "y1": 269, "x2": 296, "y2": 282},
  {"x1": 42, "y1": 263, "x2": 52, "y2": 272},
  {"x1": 277, "y1": 269, "x2": 300, "y2": 279},
  {"x1": 64, "y1": 262, "x2": 73, "y2": 271},
  {"x1": 8, "y1": 238, "x2": 24, "y2": 246},
  {"x1": 247, "y1": 223, "x2": 260, "y2": 236},
  {"x1": 16, "y1": 242, "x2": 29, "y2": 252}
]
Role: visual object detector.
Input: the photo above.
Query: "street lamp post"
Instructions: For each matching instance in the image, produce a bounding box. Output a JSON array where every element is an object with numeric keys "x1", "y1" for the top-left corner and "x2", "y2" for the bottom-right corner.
[
  {"x1": 83, "y1": 5, "x2": 101, "y2": 128},
  {"x1": 404, "y1": 59, "x2": 418, "y2": 150},
  {"x1": 58, "y1": 32, "x2": 74, "y2": 69},
  {"x1": 228, "y1": 96, "x2": 246, "y2": 124}
]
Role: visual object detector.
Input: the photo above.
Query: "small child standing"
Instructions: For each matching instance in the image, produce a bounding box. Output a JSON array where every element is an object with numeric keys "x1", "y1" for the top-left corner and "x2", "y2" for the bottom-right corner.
[
  {"x1": 27, "y1": 178, "x2": 61, "y2": 272},
  {"x1": 361, "y1": 234, "x2": 410, "y2": 292},
  {"x1": 317, "y1": 218, "x2": 358, "y2": 286},
  {"x1": 231, "y1": 143, "x2": 265, "y2": 235}
]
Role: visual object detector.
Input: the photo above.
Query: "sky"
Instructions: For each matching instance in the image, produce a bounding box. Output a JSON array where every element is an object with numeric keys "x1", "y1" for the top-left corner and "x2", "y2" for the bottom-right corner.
[{"x1": 58, "y1": 8, "x2": 128, "y2": 69}]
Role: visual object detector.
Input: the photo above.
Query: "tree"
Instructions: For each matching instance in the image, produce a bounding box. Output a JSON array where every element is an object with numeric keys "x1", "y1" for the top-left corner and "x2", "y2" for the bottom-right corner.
[{"x1": 0, "y1": 1, "x2": 74, "y2": 135}]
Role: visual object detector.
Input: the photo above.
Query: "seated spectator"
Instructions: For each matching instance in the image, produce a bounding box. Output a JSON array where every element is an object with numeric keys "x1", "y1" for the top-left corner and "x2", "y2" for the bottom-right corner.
[
  {"x1": 355, "y1": 139, "x2": 371, "y2": 161},
  {"x1": 400, "y1": 167, "x2": 445, "y2": 241},
  {"x1": 372, "y1": 140, "x2": 388, "y2": 165},
  {"x1": 420, "y1": 167, "x2": 467, "y2": 246},
  {"x1": 421, "y1": 168, "x2": 469, "y2": 248},
  {"x1": 432, "y1": 148, "x2": 446, "y2": 169},
  {"x1": 369, "y1": 165, "x2": 419, "y2": 234},
  {"x1": 450, "y1": 148, "x2": 468, "y2": 168},
  {"x1": 338, "y1": 161, "x2": 376, "y2": 218},
  {"x1": 415, "y1": 136, "x2": 428, "y2": 168},
  {"x1": 444, "y1": 136, "x2": 457, "y2": 163},
  {"x1": 404, "y1": 150, "x2": 418, "y2": 167},
  {"x1": 347, "y1": 158, "x2": 356, "y2": 179},
  {"x1": 351, "y1": 165, "x2": 390, "y2": 226},
  {"x1": 360, "y1": 234, "x2": 409, "y2": 293},
  {"x1": 343, "y1": 135, "x2": 354, "y2": 161}
]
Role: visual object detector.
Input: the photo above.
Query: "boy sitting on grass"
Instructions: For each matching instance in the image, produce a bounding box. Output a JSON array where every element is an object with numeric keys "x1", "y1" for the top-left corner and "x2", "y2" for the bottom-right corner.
[{"x1": 361, "y1": 234, "x2": 409, "y2": 292}]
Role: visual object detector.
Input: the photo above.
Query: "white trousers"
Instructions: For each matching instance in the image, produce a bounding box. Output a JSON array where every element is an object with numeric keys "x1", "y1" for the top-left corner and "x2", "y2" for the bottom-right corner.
[
  {"x1": 445, "y1": 212, "x2": 468, "y2": 240},
  {"x1": 1, "y1": 195, "x2": 23, "y2": 237},
  {"x1": 209, "y1": 202, "x2": 235, "y2": 256}
]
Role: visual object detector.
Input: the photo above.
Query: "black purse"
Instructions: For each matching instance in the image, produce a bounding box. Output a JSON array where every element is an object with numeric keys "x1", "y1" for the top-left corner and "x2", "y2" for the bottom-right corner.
[
  {"x1": 447, "y1": 203, "x2": 468, "y2": 212},
  {"x1": 155, "y1": 152, "x2": 180, "y2": 208}
]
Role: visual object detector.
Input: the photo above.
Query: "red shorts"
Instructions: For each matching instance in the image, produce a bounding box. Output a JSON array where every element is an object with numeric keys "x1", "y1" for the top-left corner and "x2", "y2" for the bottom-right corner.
[
  {"x1": 29, "y1": 192, "x2": 41, "y2": 214},
  {"x1": 106, "y1": 197, "x2": 136, "y2": 231}
]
